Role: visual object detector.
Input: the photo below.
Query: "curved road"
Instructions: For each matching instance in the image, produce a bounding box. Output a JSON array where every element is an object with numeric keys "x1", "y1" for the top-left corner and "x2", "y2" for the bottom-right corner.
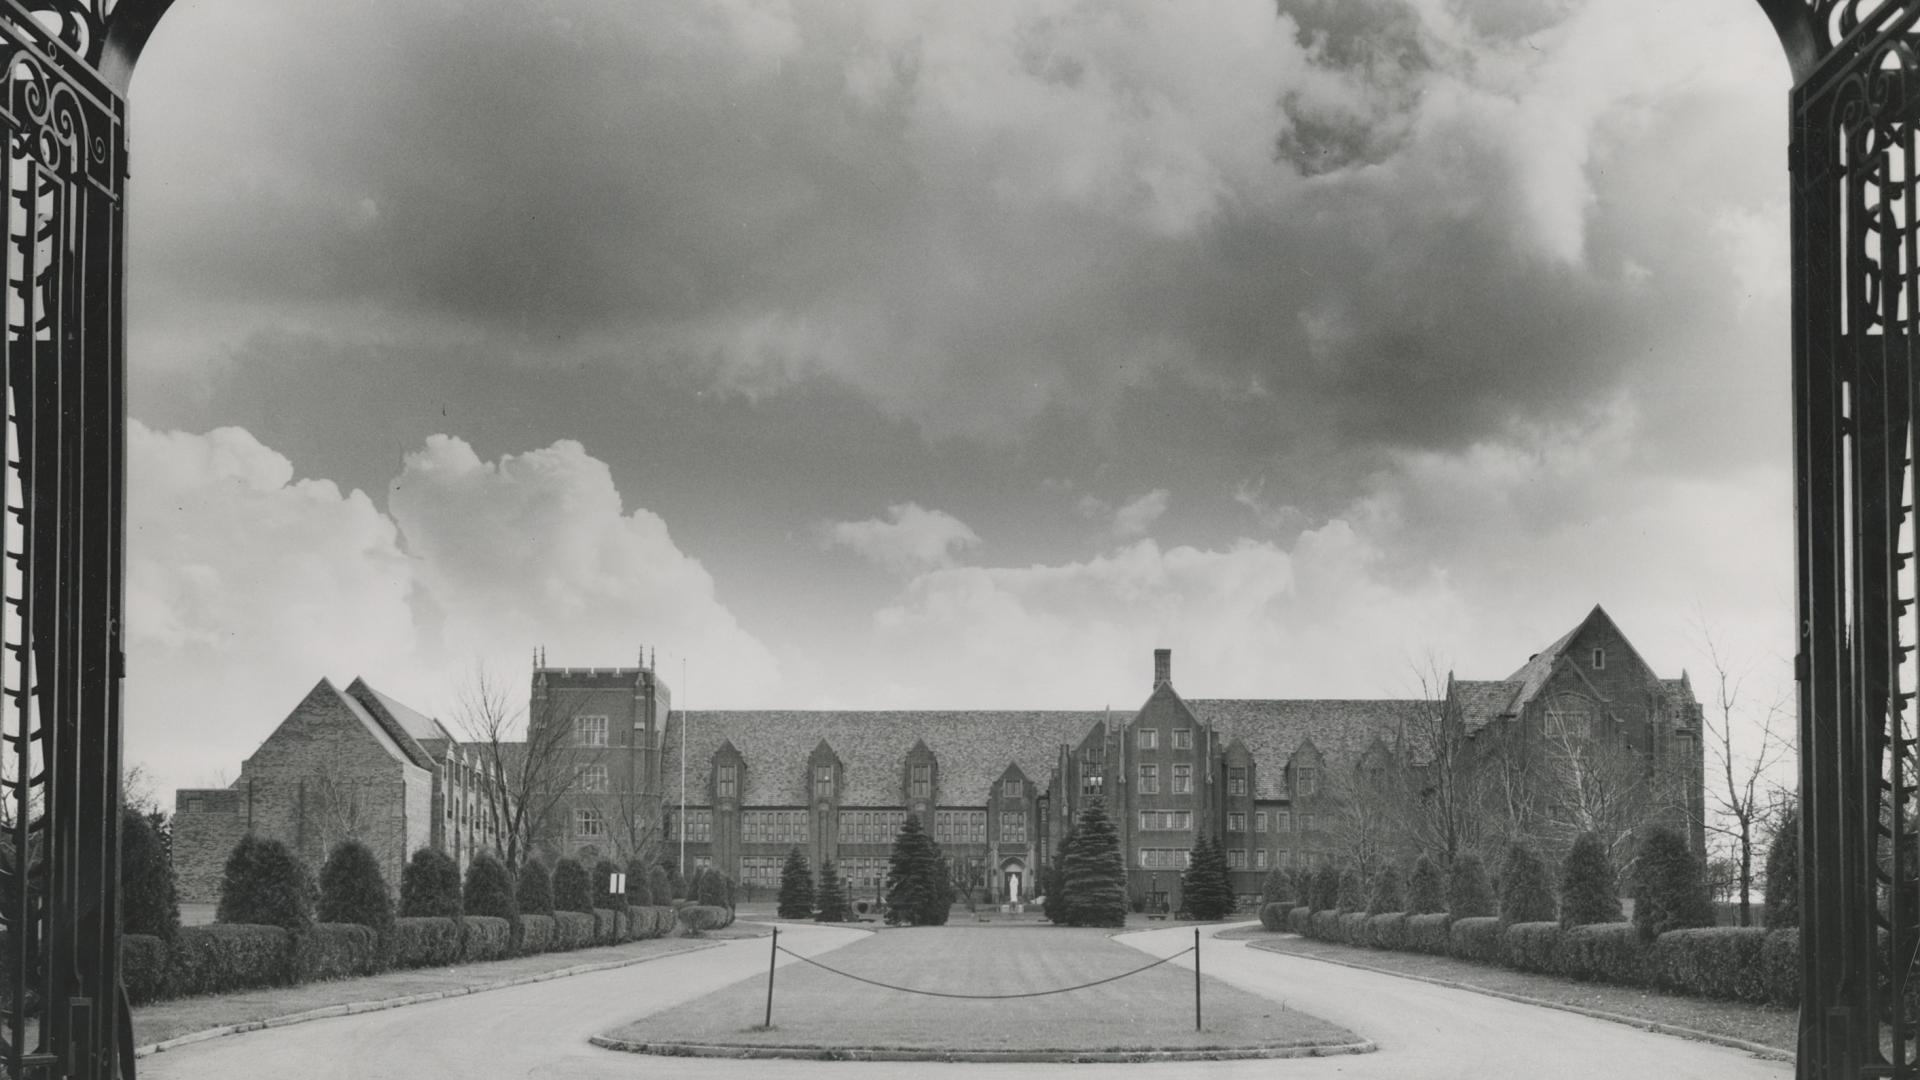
[{"x1": 139, "y1": 924, "x2": 1793, "y2": 1080}]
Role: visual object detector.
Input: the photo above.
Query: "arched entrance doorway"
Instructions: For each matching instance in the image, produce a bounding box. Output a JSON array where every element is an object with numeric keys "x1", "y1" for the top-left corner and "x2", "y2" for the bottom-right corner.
[{"x1": 1000, "y1": 857, "x2": 1027, "y2": 905}]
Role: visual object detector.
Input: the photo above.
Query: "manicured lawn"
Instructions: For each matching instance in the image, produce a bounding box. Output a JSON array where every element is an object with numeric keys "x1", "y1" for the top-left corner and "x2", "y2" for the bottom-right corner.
[
  {"x1": 1236, "y1": 930, "x2": 1795, "y2": 1052},
  {"x1": 133, "y1": 925, "x2": 765, "y2": 1048},
  {"x1": 604, "y1": 926, "x2": 1357, "y2": 1054}
]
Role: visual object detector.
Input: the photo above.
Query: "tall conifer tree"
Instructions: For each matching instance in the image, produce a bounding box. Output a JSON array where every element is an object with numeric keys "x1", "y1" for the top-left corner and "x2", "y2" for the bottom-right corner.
[
  {"x1": 813, "y1": 860, "x2": 849, "y2": 922},
  {"x1": 1059, "y1": 798, "x2": 1128, "y2": 927},
  {"x1": 777, "y1": 847, "x2": 814, "y2": 919},
  {"x1": 885, "y1": 814, "x2": 951, "y2": 925},
  {"x1": 1182, "y1": 833, "x2": 1235, "y2": 919}
]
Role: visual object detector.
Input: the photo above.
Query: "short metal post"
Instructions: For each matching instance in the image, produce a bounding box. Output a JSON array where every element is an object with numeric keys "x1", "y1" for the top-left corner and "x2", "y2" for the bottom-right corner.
[
  {"x1": 1194, "y1": 928, "x2": 1202, "y2": 1032},
  {"x1": 765, "y1": 926, "x2": 778, "y2": 1028}
]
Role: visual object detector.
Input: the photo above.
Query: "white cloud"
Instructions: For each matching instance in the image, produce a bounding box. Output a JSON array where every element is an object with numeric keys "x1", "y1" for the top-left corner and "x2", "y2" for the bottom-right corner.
[
  {"x1": 823, "y1": 502, "x2": 981, "y2": 574},
  {"x1": 1111, "y1": 489, "x2": 1171, "y2": 538}
]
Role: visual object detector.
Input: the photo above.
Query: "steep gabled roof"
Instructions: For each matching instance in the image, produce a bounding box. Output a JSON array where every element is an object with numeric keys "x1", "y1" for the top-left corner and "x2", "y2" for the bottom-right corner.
[
  {"x1": 662, "y1": 711, "x2": 1109, "y2": 806},
  {"x1": 259, "y1": 678, "x2": 411, "y2": 768},
  {"x1": 344, "y1": 678, "x2": 452, "y2": 770},
  {"x1": 1451, "y1": 679, "x2": 1522, "y2": 734},
  {"x1": 1185, "y1": 699, "x2": 1425, "y2": 800}
]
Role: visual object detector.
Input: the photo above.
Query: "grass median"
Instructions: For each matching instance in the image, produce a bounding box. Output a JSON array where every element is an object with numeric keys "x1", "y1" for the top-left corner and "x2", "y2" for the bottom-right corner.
[{"x1": 601, "y1": 926, "x2": 1359, "y2": 1058}]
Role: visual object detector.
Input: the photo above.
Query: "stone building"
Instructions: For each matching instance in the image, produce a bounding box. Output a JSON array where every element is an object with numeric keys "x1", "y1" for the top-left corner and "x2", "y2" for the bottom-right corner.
[
  {"x1": 659, "y1": 606, "x2": 1704, "y2": 909},
  {"x1": 172, "y1": 678, "x2": 505, "y2": 903},
  {"x1": 528, "y1": 655, "x2": 671, "y2": 864}
]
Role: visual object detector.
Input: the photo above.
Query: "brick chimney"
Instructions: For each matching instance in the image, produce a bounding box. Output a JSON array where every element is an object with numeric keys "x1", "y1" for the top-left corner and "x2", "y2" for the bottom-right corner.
[{"x1": 1153, "y1": 648, "x2": 1172, "y2": 687}]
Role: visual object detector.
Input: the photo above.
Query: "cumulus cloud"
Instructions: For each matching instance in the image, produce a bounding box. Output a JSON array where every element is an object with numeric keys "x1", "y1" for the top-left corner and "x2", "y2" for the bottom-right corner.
[
  {"x1": 822, "y1": 502, "x2": 981, "y2": 574},
  {"x1": 1111, "y1": 490, "x2": 1171, "y2": 538},
  {"x1": 125, "y1": 425, "x2": 779, "y2": 796}
]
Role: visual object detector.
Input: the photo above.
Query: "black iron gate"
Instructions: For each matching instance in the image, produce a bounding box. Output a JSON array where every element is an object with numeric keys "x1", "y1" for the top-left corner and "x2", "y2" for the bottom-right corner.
[
  {"x1": 0, "y1": 2, "x2": 163, "y2": 1078},
  {"x1": 1764, "y1": 1, "x2": 1920, "y2": 1076}
]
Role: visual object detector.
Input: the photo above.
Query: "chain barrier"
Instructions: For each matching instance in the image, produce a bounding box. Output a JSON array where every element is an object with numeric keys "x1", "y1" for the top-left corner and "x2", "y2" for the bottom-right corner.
[{"x1": 771, "y1": 943, "x2": 1194, "y2": 1000}]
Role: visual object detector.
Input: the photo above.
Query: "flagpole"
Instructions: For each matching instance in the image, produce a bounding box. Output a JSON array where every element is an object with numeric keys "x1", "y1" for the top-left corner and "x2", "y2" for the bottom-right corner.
[{"x1": 680, "y1": 655, "x2": 687, "y2": 875}]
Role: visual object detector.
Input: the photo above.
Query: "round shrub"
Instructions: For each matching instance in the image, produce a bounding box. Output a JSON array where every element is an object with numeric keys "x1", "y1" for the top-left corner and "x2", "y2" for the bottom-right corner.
[
  {"x1": 1498, "y1": 843, "x2": 1556, "y2": 926},
  {"x1": 217, "y1": 835, "x2": 314, "y2": 930},
  {"x1": 1335, "y1": 866, "x2": 1364, "y2": 911},
  {"x1": 317, "y1": 839, "x2": 393, "y2": 935},
  {"x1": 464, "y1": 851, "x2": 517, "y2": 920},
  {"x1": 552, "y1": 857, "x2": 593, "y2": 914},
  {"x1": 647, "y1": 863, "x2": 671, "y2": 904},
  {"x1": 1258, "y1": 902, "x2": 1289, "y2": 931},
  {"x1": 678, "y1": 904, "x2": 730, "y2": 935},
  {"x1": 516, "y1": 857, "x2": 554, "y2": 916},
  {"x1": 696, "y1": 867, "x2": 729, "y2": 908},
  {"x1": 593, "y1": 858, "x2": 628, "y2": 914},
  {"x1": 1560, "y1": 831, "x2": 1623, "y2": 929},
  {"x1": 399, "y1": 848, "x2": 462, "y2": 918},
  {"x1": 1367, "y1": 865, "x2": 1405, "y2": 915},
  {"x1": 1260, "y1": 867, "x2": 1291, "y2": 906},
  {"x1": 1446, "y1": 853, "x2": 1495, "y2": 919},
  {"x1": 122, "y1": 808, "x2": 179, "y2": 942},
  {"x1": 1308, "y1": 863, "x2": 1340, "y2": 912},
  {"x1": 1764, "y1": 809, "x2": 1800, "y2": 930},
  {"x1": 1406, "y1": 855, "x2": 1445, "y2": 915},
  {"x1": 1632, "y1": 826, "x2": 1714, "y2": 942}
]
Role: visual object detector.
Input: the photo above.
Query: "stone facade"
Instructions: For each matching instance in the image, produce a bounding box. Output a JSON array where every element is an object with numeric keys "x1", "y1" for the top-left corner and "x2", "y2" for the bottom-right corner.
[{"x1": 527, "y1": 660, "x2": 669, "y2": 865}]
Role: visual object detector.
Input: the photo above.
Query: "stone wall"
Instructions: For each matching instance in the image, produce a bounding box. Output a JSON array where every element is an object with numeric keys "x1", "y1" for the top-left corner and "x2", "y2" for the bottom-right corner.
[{"x1": 172, "y1": 788, "x2": 247, "y2": 904}]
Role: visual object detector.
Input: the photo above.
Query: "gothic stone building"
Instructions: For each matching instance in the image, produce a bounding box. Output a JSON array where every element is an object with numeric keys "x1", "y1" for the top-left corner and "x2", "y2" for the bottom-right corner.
[
  {"x1": 171, "y1": 678, "x2": 506, "y2": 903},
  {"x1": 660, "y1": 606, "x2": 1704, "y2": 909},
  {"x1": 527, "y1": 656, "x2": 672, "y2": 864}
]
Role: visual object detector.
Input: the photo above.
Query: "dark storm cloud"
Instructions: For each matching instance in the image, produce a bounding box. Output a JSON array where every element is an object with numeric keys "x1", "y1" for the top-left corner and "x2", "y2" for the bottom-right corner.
[{"x1": 131, "y1": 0, "x2": 1788, "y2": 465}]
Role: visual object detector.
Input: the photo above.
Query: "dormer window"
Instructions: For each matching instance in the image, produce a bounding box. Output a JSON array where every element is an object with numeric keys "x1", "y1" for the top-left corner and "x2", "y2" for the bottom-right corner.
[
  {"x1": 911, "y1": 764, "x2": 931, "y2": 799},
  {"x1": 1296, "y1": 766, "x2": 1317, "y2": 797},
  {"x1": 815, "y1": 765, "x2": 834, "y2": 799},
  {"x1": 718, "y1": 764, "x2": 737, "y2": 799},
  {"x1": 1003, "y1": 778, "x2": 1024, "y2": 799},
  {"x1": 1592, "y1": 647, "x2": 1606, "y2": 669}
]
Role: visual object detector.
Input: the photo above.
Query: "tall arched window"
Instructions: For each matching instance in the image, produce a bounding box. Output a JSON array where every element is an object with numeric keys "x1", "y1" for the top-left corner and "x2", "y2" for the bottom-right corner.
[{"x1": 1544, "y1": 695, "x2": 1595, "y2": 741}]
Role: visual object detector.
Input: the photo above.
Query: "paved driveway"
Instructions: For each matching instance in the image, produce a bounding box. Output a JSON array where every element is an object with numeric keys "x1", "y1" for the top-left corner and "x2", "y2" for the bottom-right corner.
[{"x1": 139, "y1": 923, "x2": 1792, "y2": 1080}]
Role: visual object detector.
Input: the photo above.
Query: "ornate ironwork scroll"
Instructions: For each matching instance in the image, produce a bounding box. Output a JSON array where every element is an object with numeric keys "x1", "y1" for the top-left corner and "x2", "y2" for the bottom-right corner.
[
  {"x1": 0, "y1": 0, "x2": 166, "y2": 1077},
  {"x1": 1763, "y1": 1, "x2": 1920, "y2": 1076}
]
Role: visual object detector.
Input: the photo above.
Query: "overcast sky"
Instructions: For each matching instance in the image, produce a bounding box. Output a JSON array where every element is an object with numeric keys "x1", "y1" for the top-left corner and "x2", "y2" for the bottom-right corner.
[{"x1": 123, "y1": 0, "x2": 1797, "y2": 798}]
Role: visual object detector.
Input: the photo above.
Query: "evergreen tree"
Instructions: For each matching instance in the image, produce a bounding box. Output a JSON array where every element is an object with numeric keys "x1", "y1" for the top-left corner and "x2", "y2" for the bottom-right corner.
[
  {"x1": 1406, "y1": 855, "x2": 1446, "y2": 915},
  {"x1": 1497, "y1": 842, "x2": 1556, "y2": 925},
  {"x1": 646, "y1": 863, "x2": 670, "y2": 905},
  {"x1": 1308, "y1": 863, "x2": 1341, "y2": 912},
  {"x1": 1042, "y1": 848, "x2": 1070, "y2": 923},
  {"x1": 696, "y1": 869, "x2": 730, "y2": 907},
  {"x1": 121, "y1": 807, "x2": 180, "y2": 941},
  {"x1": 1764, "y1": 808, "x2": 1801, "y2": 930},
  {"x1": 1335, "y1": 865, "x2": 1364, "y2": 911},
  {"x1": 1059, "y1": 798, "x2": 1128, "y2": 927},
  {"x1": 1260, "y1": 866, "x2": 1291, "y2": 906},
  {"x1": 218, "y1": 835, "x2": 315, "y2": 930},
  {"x1": 1181, "y1": 833, "x2": 1235, "y2": 920},
  {"x1": 1367, "y1": 864, "x2": 1405, "y2": 915},
  {"x1": 517, "y1": 857, "x2": 554, "y2": 916},
  {"x1": 1446, "y1": 853, "x2": 1495, "y2": 919},
  {"x1": 318, "y1": 839, "x2": 392, "y2": 934},
  {"x1": 626, "y1": 857, "x2": 653, "y2": 906},
  {"x1": 1559, "y1": 832, "x2": 1623, "y2": 929},
  {"x1": 1632, "y1": 826, "x2": 1715, "y2": 942},
  {"x1": 464, "y1": 851, "x2": 518, "y2": 920},
  {"x1": 552, "y1": 857, "x2": 594, "y2": 914},
  {"x1": 813, "y1": 860, "x2": 850, "y2": 922},
  {"x1": 777, "y1": 847, "x2": 814, "y2": 918},
  {"x1": 886, "y1": 814, "x2": 952, "y2": 925},
  {"x1": 399, "y1": 848, "x2": 462, "y2": 918}
]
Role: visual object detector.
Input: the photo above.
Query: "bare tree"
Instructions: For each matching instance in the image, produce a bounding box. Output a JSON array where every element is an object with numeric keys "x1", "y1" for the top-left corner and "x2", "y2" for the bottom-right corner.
[
  {"x1": 1396, "y1": 659, "x2": 1481, "y2": 865},
  {"x1": 1694, "y1": 622, "x2": 1792, "y2": 926},
  {"x1": 1322, "y1": 762, "x2": 1410, "y2": 882},
  {"x1": 1535, "y1": 720, "x2": 1687, "y2": 871},
  {"x1": 453, "y1": 665, "x2": 606, "y2": 869},
  {"x1": 304, "y1": 759, "x2": 403, "y2": 867}
]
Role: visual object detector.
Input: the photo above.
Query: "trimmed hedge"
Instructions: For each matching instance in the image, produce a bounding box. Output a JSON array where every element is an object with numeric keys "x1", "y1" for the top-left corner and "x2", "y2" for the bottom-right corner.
[
  {"x1": 519, "y1": 913, "x2": 555, "y2": 955},
  {"x1": 1406, "y1": 912, "x2": 1451, "y2": 955},
  {"x1": 592, "y1": 907, "x2": 617, "y2": 945},
  {"x1": 1368, "y1": 912, "x2": 1408, "y2": 950},
  {"x1": 678, "y1": 905, "x2": 731, "y2": 934},
  {"x1": 1448, "y1": 916, "x2": 1503, "y2": 963},
  {"x1": 169, "y1": 924, "x2": 290, "y2": 997},
  {"x1": 1258, "y1": 902, "x2": 1288, "y2": 932},
  {"x1": 1556, "y1": 922, "x2": 1645, "y2": 985},
  {"x1": 1336, "y1": 911, "x2": 1368, "y2": 945},
  {"x1": 1287, "y1": 906, "x2": 1310, "y2": 934},
  {"x1": 1504, "y1": 921, "x2": 1561, "y2": 974},
  {"x1": 631, "y1": 906, "x2": 676, "y2": 939},
  {"x1": 1308, "y1": 909, "x2": 1341, "y2": 940},
  {"x1": 553, "y1": 910, "x2": 594, "y2": 950},
  {"x1": 460, "y1": 915, "x2": 511, "y2": 963},
  {"x1": 1761, "y1": 928, "x2": 1799, "y2": 1006},
  {"x1": 122, "y1": 933, "x2": 171, "y2": 1004},
  {"x1": 390, "y1": 916, "x2": 462, "y2": 969},
  {"x1": 298, "y1": 923, "x2": 381, "y2": 982},
  {"x1": 1649, "y1": 927, "x2": 1770, "y2": 1002}
]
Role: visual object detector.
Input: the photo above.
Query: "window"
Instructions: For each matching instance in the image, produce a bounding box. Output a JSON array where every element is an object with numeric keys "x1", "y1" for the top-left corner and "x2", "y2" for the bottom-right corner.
[
  {"x1": 1228, "y1": 849, "x2": 1247, "y2": 869},
  {"x1": 1139, "y1": 848, "x2": 1192, "y2": 869},
  {"x1": 911, "y1": 764, "x2": 930, "y2": 799},
  {"x1": 1278, "y1": 850, "x2": 1293, "y2": 868},
  {"x1": 1301, "y1": 813, "x2": 1316, "y2": 832},
  {"x1": 1138, "y1": 764, "x2": 1159, "y2": 794},
  {"x1": 1083, "y1": 744, "x2": 1102, "y2": 765},
  {"x1": 1254, "y1": 849, "x2": 1268, "y2": 869},
  {"x1": 1297, "y1": 766, "x2": 1317, "y2": 797},
  {"x1": 1172, "y1": 729, "x2": 1192, "y2": 750},
  {"x1": 1137, "y1": 729, "x2": 1158, "y2": 750},
  {"x1": 815, "y1": 765, "x2": 834, "y2": 799},
  {"x1": 1254, "y1": 811, "x2": 1267, "y2": 832},
  {"x1": 575, "y1": 807, "x2": 606, "y2": 838},
  {"x1": 1000, "y1": 811, "x2": 1028, "y2": 842},
  {"x1": 843, "y1": 856, "x2": 889, "y2": 892},
  {"x1": 935, "y1": 809, "x2": 987, "y2": 845},
  {"x1": 717, "y1": 763, "x2": 737, "y2": 799},
  {"x1": 1275, "y1": 810, "x2": 1291, "y2": 832},
  {"x1": 672, "y1": 808, "x2": 712, "y2": 841},
  {"x1": 838, "y1": 809, "x2": 907, "y2": 845},
  {"x1": 1003, "y1": 778, "x2": 1024, "y2": 799},
  {"x1": 1593, "y1": 647, "x2": 1606, "y2": 669},
  {"x1": 574, "y1": 715, "x2": 609, "y2": 747},
  {"x1": 1546, "y1": 695, "x2": 1594, "y2": 741},
  {"x1": 1228, "y1": 767, "x2": 1248, "y2": 796},
  {"x1": 1172, "y1": 763, "x2": 1192, "y2": 794},
  {"x1": 1228, "y1": 811, "x2": 1246, "y2": 832},
  {"x1": 1082, "y1": 768, "x2": 1104, "y2": 797},
  {"x1": 743, "y1": 810, "x2": 808, "y2": 845},
  {"x1": 1139, "y1": 810, "x2": 1191, "y2": 831},
  {"x1": 580, "y1": 764, "x2": 609, "y2": 793},
  {"x1": 741, "y1": 856, "x2": 782, "y2": 888}
]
